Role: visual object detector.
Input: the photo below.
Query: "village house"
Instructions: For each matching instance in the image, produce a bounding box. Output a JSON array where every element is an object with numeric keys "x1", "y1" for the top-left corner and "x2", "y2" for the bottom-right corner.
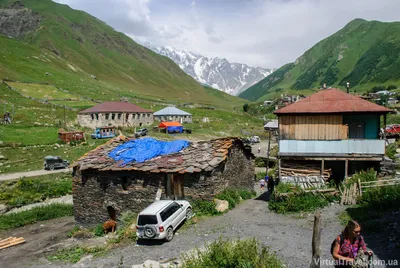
[
  {"x1": 78, "y1": 102, "x2": 153, "y2": 129},
  {"x1": 153, "y1": 106, "x2": 192, "y2": 123},
  {"x1": 274, "y1": 88, "x2": 392, "y2": 185},
  {"x1": 71, "y1": 136, "x2": 254, "y2": 226}
]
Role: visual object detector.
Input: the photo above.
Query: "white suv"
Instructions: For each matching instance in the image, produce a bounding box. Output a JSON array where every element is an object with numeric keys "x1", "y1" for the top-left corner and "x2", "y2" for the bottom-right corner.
[{"x1": 136, "y1": 200, "x2": 193, "y2": 242}]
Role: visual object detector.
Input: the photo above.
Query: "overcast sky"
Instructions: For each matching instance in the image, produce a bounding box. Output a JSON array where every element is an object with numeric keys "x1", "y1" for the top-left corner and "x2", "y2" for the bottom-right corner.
[{"x1": 54, "y1": 0, "x2": 400, "y2": 68}]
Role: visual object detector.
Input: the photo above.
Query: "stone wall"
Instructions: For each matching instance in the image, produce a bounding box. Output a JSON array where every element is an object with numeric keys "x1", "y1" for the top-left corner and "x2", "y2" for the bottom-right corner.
[
  {"x1": 78, "y1": 112, "x2": 154, "y2": 129},
  {"x1": 72, "y1": 143, "x2": 254, "y2": 226},
  {"x1": 72, "y1": 169, "x2": 166, "y2": 226},
  {"x1": 183, "y1": 144, "x2": 254, "y2": 199},
  {"x1": 154, "y1": 115, "x2": 192, "y2": 123}
]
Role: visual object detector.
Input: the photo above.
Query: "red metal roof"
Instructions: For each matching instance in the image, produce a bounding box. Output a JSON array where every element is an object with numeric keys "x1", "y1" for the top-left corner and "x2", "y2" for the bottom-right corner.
[
  {"x1": 274, "y1": 88, "x2": 393, "y2": 115},
  {"x1": 79, "y1": 102, "x2": 152, "y2": 114},
  {"x1": 159, "y1": 121, "x2": 182, "y2": 128}
]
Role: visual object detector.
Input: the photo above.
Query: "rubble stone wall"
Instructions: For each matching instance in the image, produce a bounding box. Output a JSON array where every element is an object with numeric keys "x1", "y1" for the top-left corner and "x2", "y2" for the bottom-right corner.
[
  {"x1": 184, "y1": 144, "x2": 254, "y2": 199},
  {"x1": 78, "y1": 112, "x2": 154, "y2": 129},
  {"x1": 73, "y1": 169, "x2": 165, "y2": 226},
  {"x1": 154, "y1": 115, "x2": 192, "y2": 123}
]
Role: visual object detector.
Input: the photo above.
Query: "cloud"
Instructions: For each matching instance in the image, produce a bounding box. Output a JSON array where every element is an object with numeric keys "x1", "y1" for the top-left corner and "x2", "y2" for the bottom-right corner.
[{"x1": 54, "y1": 0, "x2": 400, "y2": 68}]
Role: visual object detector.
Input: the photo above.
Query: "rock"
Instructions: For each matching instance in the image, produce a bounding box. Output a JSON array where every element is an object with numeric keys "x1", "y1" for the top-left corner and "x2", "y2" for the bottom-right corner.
[
  {"x1": 396, "y1": 148, "x2": 400, "y2": 153},
  {"x1": 0, "y1": 204, "x2": 7, "y2": 214},
  {"x1": 0, "y1": 155, "x2": 5, "y2": 160},
  {"x1": 72, "y1": 254, "x2": 93, "y2": 267},
  {"x1": 55, "y1": 143, "x2": 61, "y2": 148},
  {"x1": 214, "y1": 199, "x2": 229, "y2": 212},
  {"x1": 90, "y1": 74, "x2": 97, "y2": 80},
  {"x1": 54, "y1": 147, "x2": 58, "y2": 150},
  {"x1": 132, "y1": 260, "x2": 161, "y2": 268},
  {"x1": 0, "y1": 141, "x2": 3, "y2": 145}
]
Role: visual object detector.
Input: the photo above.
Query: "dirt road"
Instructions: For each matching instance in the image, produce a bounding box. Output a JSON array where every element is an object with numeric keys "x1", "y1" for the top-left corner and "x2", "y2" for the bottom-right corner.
[
  {"x1": 0, "y1": 168, "x2": 72, "y2": 182},
  {"x1": 0, "y1": 190, "x2": 393, "y2": 268}
]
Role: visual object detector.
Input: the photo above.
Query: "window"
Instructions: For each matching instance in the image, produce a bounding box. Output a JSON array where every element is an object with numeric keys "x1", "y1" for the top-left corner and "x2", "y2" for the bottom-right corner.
[
  {"x1": 160, "y1": 203, "x2": 180, "y2": 221},
  {"x1": 147, "y1": 114, "x2": 150, "y2": 118},
  {"x1": 138, "y1": 114, "x2": 141, "y2": 119},
  {"x1": 118, "y1": 113, "x2": 122, "y2": 120},
  {"x1": 95, "y1": 113, "x2": 99, "y2": 120},
  {"x1": 132, "y1": 114, "x2": 136, "y2": 120},
  {"x1": 90, "y1": 114, "x2": 94, "y2": 120},
  {"x1": 125, "y1": 113, "x2": 129, "y2": 121},
  {"x1": 138, "y1": 215, "x2": 158, "y2": 225},
  {"x1": 112, "y1": 113, "x2": 116, "y2": 120},
  {"x1": 105, "y1": 113, "x2": 110, "y2": 120}
]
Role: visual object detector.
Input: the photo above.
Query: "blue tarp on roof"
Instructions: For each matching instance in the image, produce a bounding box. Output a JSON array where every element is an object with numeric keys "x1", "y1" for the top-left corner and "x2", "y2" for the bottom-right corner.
[{"x1": 108, "y1": 137, "x2": 189, "y2": 165}]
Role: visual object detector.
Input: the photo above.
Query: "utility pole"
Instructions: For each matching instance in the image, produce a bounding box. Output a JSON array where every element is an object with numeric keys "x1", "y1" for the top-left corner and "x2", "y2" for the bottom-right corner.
[
  {"x1": 266, "y1": 129, "x2": 271, "y2": 174},
  {"x1": 346, "y1": 82, "x2": 350, "y2": 94},
  {"x1": 63, "y1": 105, "x2": 66, "y2": 129}
]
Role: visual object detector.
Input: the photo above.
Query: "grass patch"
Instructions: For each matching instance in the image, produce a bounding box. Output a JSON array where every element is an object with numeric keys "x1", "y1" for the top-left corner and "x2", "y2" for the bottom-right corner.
[
  {"x1": 181, "y1": 237, "x2": 285, "y2": 268},
  {"x1": 0, "y1": 173, "x2": 72, "y2": 209},
  {"x1": 0, "y1": 203, "x2": 73, "y2": 230},
  {"x1": 216, "y1": 187, "x2": 256, "y2": 209},
  {"x1": 47, "y1": 245, "x2": 107, "y2": 263},
  {"x1": 269, "y1": 192, "x2": 330, "y2": 214},
  {"x1": 191, "y1": 199, "x2": 220, "y2": 217},
  {"x1": 0, "y1": 140, "x2": 105, "y2": 174}
]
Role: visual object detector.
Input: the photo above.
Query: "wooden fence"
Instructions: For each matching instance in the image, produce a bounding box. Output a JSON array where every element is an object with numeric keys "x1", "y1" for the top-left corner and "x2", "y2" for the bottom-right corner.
[{"x1": 341, "y1": 177, "x2": 400, "y2": 205}]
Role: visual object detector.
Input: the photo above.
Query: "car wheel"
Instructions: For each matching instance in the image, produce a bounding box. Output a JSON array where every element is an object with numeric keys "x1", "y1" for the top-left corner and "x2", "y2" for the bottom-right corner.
[
  {"x1": 144, "y1": 225, "x2": 157, "y2": 238},
  {"x1": 186, "y1": 208, "x2": 193, "y2": 219},
  {"x1": 49, "y1": 165, "x2": 54, "y2": 171},
  {"x1": 165, "y1": 227, "x2": 174, "y2": 242}
]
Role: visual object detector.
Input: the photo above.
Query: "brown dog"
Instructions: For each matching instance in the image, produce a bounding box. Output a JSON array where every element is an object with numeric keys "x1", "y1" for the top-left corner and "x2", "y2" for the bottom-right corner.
[{"x1": 103, "y1": 219, "x2": 117, "y2": 234}]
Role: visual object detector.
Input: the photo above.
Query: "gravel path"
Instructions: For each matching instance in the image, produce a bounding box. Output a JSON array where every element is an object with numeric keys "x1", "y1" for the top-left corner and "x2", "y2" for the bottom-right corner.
[
  {"x1": 0, "y1": 168, "x2": 72, "y2": 182},
  {"x1": 29, "y1": 191, "x2": 347, "y2": 268}
]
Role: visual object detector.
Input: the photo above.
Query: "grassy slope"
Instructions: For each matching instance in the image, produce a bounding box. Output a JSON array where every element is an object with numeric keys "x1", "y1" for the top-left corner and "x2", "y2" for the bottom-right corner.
[
  {"x1": 0, "y1": 0, "x2": 245, "y2": 109},
  {"x1": 240, "y1": 19, "x2": 400, "y2": 101}
]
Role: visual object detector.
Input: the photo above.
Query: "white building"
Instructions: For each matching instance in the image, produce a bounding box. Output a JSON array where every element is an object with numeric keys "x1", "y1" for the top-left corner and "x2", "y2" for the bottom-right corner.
[{"x1": 153, "y1": 107, "x2": 192, "y2": 123}]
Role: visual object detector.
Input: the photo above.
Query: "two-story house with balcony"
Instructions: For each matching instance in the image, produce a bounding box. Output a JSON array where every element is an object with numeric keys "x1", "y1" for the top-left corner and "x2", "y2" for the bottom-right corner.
[{"x1": 274, "y1": 88, "x2": 392, "y2": 182}]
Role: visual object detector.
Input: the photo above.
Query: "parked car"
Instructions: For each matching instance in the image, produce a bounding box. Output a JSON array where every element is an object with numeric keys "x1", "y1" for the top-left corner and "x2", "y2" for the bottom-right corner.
[
  {"x1": 44, "y1": 156, "x2": 69, "y2": 170},
  {"x1": 385, "y1": 124, "x2": 400, "y2": 138},
  {"x1": 135, "y1": 128, "x2": 148, "y2": 138},
  {"x1": 136, "y1": 200, "x2": 193, "y2": 242}
]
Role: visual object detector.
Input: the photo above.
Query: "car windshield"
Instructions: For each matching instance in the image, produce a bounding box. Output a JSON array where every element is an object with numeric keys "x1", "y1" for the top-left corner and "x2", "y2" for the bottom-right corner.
[{"x1": 137, "y1": 215, "x2": 158, "y2": 225}]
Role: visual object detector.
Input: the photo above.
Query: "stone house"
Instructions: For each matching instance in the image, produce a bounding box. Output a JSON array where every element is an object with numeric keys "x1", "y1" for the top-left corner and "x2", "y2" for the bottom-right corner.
[
  {"x1": 153, "y1": 107, "x2": 192, "y2": 123},
  {"x1": 78, "y1": 102, "x2": 153, "y2": 129},
  {"x1": 71, "y1": 136, "x2": 254, "y2": 226}
]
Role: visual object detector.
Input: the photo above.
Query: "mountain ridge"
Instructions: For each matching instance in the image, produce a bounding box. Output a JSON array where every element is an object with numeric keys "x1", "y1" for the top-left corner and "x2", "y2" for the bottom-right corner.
[
  {"x1": 239, "y1": 18, "x2": 400, "y2": 101},
  {"x1": 144, "y1": 43, "x2": 273, "y2": 96},
  {"x1": 0, "y1": 0, "x2": 244, "y2": 108}
]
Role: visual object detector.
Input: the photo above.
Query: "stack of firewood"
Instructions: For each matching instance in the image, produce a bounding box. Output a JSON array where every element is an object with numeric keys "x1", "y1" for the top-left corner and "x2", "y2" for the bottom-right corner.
[{"x1": 281, "y1": 163, "x2": 332, "y2": 180}]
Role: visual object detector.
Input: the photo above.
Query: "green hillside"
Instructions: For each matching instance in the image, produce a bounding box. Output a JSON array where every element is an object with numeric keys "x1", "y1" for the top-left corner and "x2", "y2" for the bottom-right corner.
[
  {"x1": 0, "y1": 0, "x2": 244, "y2": 108},
  {"x1": 240, "y1": 19, "x2": 400, "y2": 101}
]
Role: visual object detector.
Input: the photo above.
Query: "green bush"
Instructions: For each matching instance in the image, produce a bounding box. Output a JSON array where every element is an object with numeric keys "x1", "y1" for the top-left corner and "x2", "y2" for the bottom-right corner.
[
  {"x1": 191, "y1": 199, "x2": 219, "y2": 216},
  {"x1": 347, "y1": 168, "x2": 377, "y2": 187},
  {"x1": 386, "y1": 143, "x2": 397, "y2": 160},
  {"x1": 216, "y1": 188, "x2": 241, "y2": 209},
  {"x1": 181, "y1": 237, "x2": 284, "y2": 268},
  {"x1": 0, "y1": 204, "x2": 73, "y2": 230},
  {"x1": 94, "y1": 224, "x2": 104, "y2": 237},
  {"x1": 254, "y1": 157, "x2": 265, "y2": 167},
  {"x1": 269, "y1": 192, "x2": 329, "y2": 214},
  {"x1": 358, "y1": 185, "x2": 400, "y2": 210},
  {"x1": 275, "y1": 183, "x2": 299, "y2": 194}
]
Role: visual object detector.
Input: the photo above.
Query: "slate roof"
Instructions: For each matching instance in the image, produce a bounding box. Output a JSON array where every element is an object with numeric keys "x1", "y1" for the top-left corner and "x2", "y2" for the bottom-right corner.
[
  {"x1": 154, "y1": 107, "x2": 192, "y2": 116},
  {"x1": 264, "y1": 120, "x2": 278, "y2": 129},
  {"x1": 72, "y1": 136, "x2": 248, "y2": 173},
  {"x1": 79, "y1": 102, "x2": 152, "y2": 114},
  {"x1": 274, "y1": 88, "x2": 393, "y2": 115}
]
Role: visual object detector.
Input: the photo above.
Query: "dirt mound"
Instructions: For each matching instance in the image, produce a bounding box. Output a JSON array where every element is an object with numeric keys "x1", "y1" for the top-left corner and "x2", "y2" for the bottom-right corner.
[{"x1": 0, "y1": 1, "x2": 41, "y2": 38}]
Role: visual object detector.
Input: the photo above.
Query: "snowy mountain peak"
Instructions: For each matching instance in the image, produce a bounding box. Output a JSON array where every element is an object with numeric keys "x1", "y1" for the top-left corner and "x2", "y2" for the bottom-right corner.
[{"x1": 144, "y1": 44, "x2": 273, "y2": 96}]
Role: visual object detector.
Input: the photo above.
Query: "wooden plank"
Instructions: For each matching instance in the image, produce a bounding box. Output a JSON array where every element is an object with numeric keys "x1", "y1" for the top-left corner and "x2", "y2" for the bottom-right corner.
[
  {"x1": 0, "y1": 237, "x2": 16, "y2": 247},
  {"x1": 361, "y1": 183, "x2": 400, "y2": 189},
  {"x1": 361, "y1": 178, "x2": 400, "y2": 185},
  {"x1": 310, "y1": 212, "x2": 321, "y2": 268},
  {"x1": 0, "y1": 238, "x2": 25, "y2": 250}
]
